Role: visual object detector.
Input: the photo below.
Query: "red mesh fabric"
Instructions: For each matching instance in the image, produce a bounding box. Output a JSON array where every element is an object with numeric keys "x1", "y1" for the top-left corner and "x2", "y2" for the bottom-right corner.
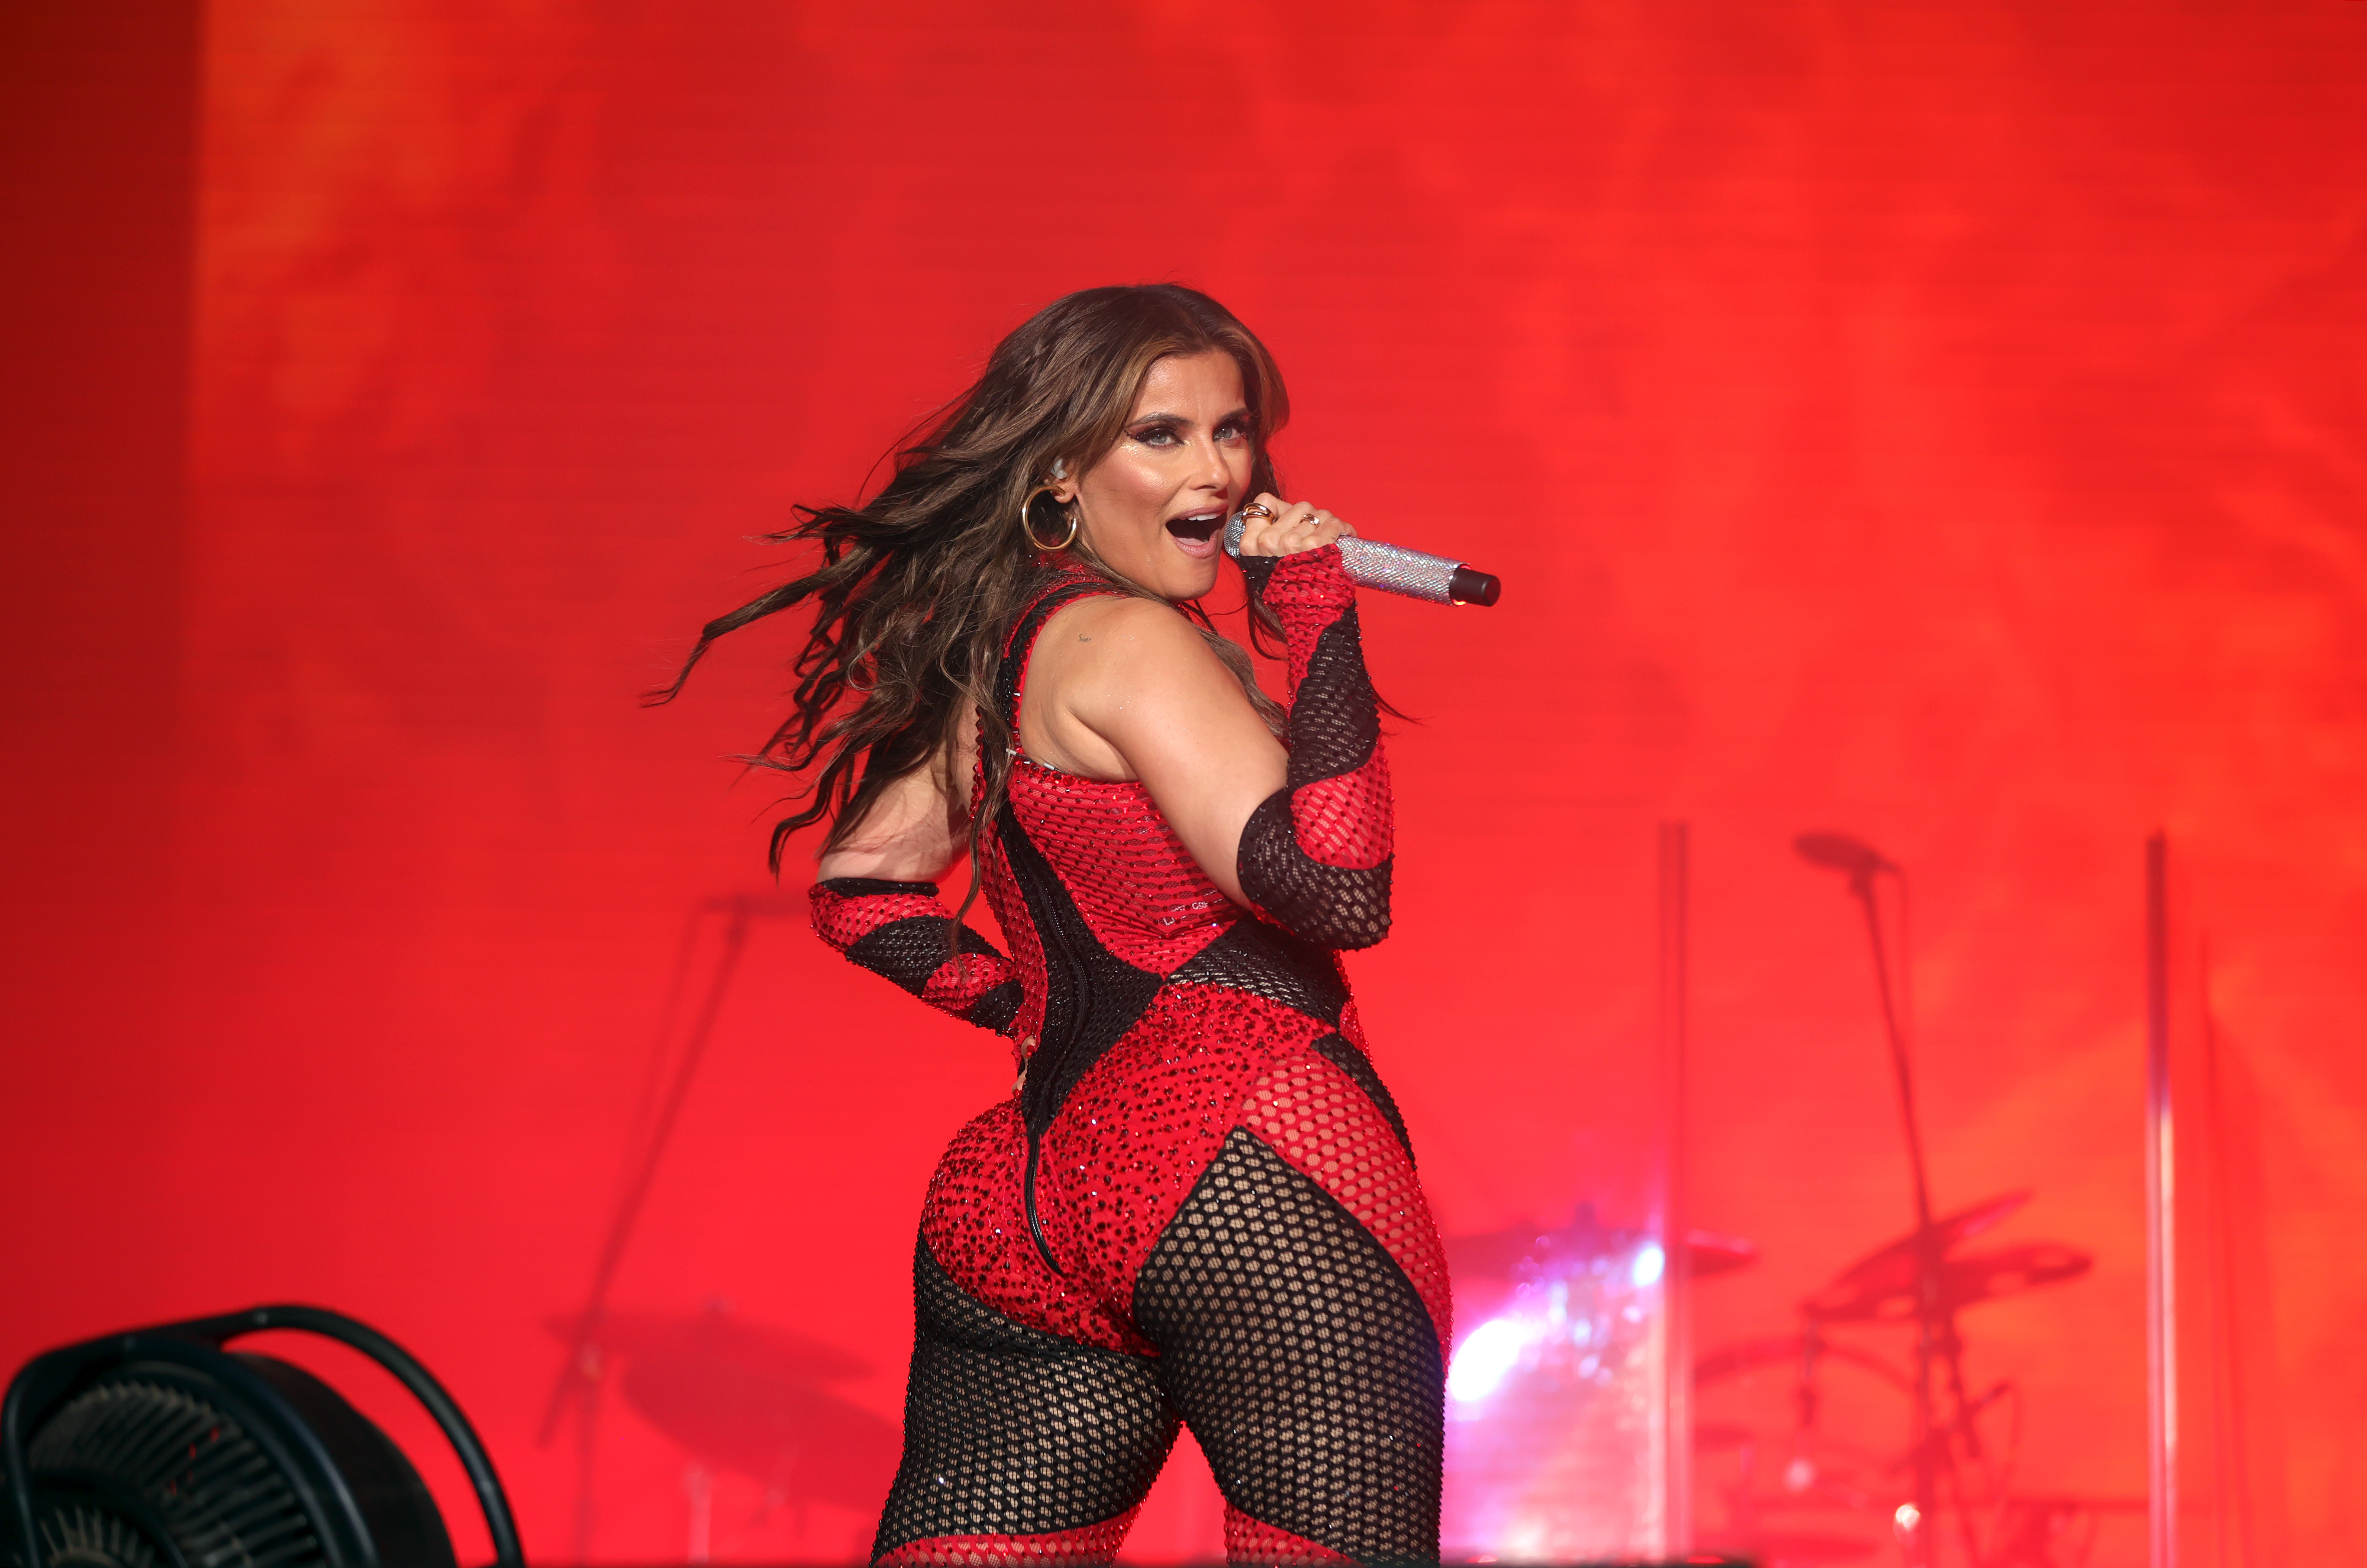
[
  {"x1": 989, "y1": 580, "x2": 1243, "y2": 979},
  {"x1": 1287, "y1": 752, "x2": 1393, "y2": 869},
  {"x1": 1239, "y1": 1051, "x2": 1453, "y2": 1349},
  {"x1": 810, "y1": 883, "x2": 949, "y2": 944},
  {"x1": 920, "y1": 951, "x2": 1017, "y2": 1015},
  {"x1": 1221, "y1": 1506, "x2": 1355, "y2": 1566},
  {"x1": 1005, "y1": 757, "x2": 1240, "y2": 973},
  {"x1": 976, "y1": 835, "x2": 1050, "y2": 1059},
  {"x1": 876, "y1": 1512, "x2": 1140, "y2": 1567},
  {"x1": 1232, "y1": 544, "x2": 1394, "y2": 951},
  {"x1": 1255, "y1": 544, "x2": 1354, "y2": 692},
  {"x1": 1034, "y1": 986, "x2": 1328, "y2": 1305},
  {"x1": 810, "y1": 880, "x2": 1022, "y2": 1037},
  {"x1": 918, "y1": 1099, "x2": 1148, "y2": 1356},
  {"x1": 872, "y1": 564, "x2": 1441, "y2": 1562}
]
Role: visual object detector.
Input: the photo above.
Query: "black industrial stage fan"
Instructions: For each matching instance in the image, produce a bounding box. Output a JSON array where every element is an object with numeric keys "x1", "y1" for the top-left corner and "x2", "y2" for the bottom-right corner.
[{"x1": 3, "y1": 1305, "x2": 523, "y2": 1568}]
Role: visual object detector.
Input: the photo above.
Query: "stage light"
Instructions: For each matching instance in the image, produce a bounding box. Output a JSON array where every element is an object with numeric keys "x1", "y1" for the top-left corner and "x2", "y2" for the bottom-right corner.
[{"x1": 1446, "y1": 1315, "x2": 1527, "y2": 1404}]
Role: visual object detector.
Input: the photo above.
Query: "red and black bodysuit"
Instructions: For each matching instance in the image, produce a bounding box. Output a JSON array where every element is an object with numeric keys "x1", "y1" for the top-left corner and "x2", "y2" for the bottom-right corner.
[{"x1": 810, "y1": 547, "x2": 1450, "y2": 1566}]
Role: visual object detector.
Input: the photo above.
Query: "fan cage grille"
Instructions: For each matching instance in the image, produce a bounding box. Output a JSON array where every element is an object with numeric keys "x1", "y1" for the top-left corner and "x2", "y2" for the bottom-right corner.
[{"x1": 28, "y1": 1380, "x2": 325, "y2": 1568}]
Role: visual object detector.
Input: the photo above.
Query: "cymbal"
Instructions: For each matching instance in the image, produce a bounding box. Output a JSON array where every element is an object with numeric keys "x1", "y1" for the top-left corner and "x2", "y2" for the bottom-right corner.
[
  {"x1": 544, "y1": 1308, "x2": 872, "y2": 1383},
  {"x1": 619, "y1": 1359, "x2": 900, "y2": 1505},
  {"x1": 1804, "y1": 1240, "x2": 2094, "y2": 1323},
  {"x1": 1694, "y1": 1419, "x2": 1759, "y2": 1450},
  {"x1": 1693, "y1": 1334, "x2": 1913, "y2": 1392},
  {"x1": 1802, "y1": 1192, "x2": 2029, "y2": 1312},
  {"x1": 543, "y1": 1309, "x2": 897, "y2": 1503},
  {"x1": 1689, "y1": 1228, "x2": 1760, "y2": 1279},
  {"x1": 1444, "y1": 1205, "x2": 1756, "y2": 1281}
]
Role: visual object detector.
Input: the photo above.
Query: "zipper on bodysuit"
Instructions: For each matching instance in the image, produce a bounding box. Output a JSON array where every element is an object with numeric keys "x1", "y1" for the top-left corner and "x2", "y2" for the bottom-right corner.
[
  {"x1": 1021, "y1": 1138, "x2": 1066, "y2": 1277},
  {"x1": 1015, "y1": 1044, "x2": 1068, "y2": 1277}
]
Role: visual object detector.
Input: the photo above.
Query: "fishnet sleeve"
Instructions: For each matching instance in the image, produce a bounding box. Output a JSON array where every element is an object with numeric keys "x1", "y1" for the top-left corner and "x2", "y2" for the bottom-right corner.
[
  {"x1": 810, "y1": 878, "x2": 1024, "y2": 1034},
  {"x1": 1233, "y1": 544, "x2": 1393, "y2": 951}
]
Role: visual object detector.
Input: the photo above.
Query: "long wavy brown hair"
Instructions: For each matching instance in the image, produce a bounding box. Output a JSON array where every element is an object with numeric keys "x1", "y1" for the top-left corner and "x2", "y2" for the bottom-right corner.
[{"x1": 652, "y1": 283, "x2": 1291, "y2": 883}]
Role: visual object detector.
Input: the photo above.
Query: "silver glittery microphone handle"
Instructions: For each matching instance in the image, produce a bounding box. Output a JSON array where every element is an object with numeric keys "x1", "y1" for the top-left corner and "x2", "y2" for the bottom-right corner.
[{"x1": 1223, "y1": 512, "x2": 1502, "y2": 607}]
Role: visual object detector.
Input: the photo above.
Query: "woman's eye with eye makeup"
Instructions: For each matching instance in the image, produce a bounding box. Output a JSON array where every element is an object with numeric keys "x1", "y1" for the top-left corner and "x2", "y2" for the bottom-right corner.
[{"x1": 1130, "y1": 424, "x2": 1180, "y2": 447}]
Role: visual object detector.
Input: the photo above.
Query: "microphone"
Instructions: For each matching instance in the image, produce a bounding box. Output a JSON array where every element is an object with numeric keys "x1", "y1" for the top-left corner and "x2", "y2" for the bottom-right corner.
[
  {"x1": 1793, "y1": 832, "x2": 1898, "y2": 882},
  {"x1": 1225, "y1": 512, "x2": 1502, "y2": 607}
]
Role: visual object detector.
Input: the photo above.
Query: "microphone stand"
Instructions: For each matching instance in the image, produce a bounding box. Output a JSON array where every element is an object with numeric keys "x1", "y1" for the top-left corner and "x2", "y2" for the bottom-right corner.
[
  {"x1": 538, "y1": 893, "x2": 802, "y2": 1564},
  {"x1": 1824, "y1": 854, "x2": 1983, "y2": 1567}
]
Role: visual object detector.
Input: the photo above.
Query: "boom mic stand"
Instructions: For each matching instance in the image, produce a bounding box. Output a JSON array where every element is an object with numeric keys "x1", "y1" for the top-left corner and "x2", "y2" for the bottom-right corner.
[
  {"x1": 537, "y1": 892, "x2": 805, "y2": 1564},
  {"x1": 1795, "y1": 835, "x2": 1984, "y2": 1567}
]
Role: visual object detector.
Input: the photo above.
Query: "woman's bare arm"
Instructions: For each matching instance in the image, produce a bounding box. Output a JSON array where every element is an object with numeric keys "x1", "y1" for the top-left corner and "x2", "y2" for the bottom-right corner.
[
  {"x1": 814, "y1": 723, "x2": 975, "y2": 883},
  {"x1": 1030, "y1": 496, "x2": 1391, "y2": 947},
  {"x1": 805, "y1": 722, "x2": 1021, "y2": 1036},
  {"x1": 1024, "y1": 595, "x2": 1288, "y2": 909}
]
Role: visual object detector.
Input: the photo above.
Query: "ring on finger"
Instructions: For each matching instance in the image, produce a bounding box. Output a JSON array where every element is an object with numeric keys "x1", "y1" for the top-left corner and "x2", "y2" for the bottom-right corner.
[{"x1": 1237, "y1": 502, "x2": 1275, "y2": 522}]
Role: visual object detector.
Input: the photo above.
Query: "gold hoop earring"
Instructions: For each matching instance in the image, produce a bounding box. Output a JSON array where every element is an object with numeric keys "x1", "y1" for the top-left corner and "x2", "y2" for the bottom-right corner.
[{"x1": 1020, "y1": 485, "x2": 1079, "y2": 552}]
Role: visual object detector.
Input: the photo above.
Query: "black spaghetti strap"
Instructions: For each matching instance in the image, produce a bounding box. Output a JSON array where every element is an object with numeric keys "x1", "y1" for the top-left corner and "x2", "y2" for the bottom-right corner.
[{"x1": 994, "y1": 570, "x2": 1126, "y2": 762}]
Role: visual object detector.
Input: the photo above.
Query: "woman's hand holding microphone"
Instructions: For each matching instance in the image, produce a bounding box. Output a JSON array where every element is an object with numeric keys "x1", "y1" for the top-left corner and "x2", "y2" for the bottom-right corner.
[{"x1": 1233, "y1": 493, "x2": 1354, "y2": 558}]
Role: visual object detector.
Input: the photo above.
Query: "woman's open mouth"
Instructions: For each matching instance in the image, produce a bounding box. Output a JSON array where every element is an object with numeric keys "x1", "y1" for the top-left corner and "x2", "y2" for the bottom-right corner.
[{"x1": 1165, "y1": 510, "x2": 1225, "y2": 559}]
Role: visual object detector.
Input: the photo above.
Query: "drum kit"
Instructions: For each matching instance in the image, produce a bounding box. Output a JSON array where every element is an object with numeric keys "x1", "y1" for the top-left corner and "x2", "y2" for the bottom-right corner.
[
  {"x1": 1442, "y1": 833, "x2": 2134, "y2": 1567},
  {"x1": 540, "y1": 1303, "x2": 899, "y2": 1560},
  {"x1": 1443, "y1": 1190, "x2": 2110, "y2": 1567},
  {"x1": 1684, "y1": 1190, "x2": 2121, "y2": 1567}
]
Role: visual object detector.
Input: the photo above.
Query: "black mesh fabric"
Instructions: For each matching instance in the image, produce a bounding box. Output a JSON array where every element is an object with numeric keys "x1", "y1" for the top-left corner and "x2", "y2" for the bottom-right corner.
[
  {"x1": 1284, "y1": 612, "x2": 1379, "y2": 786},
  {"x1": 820, "y1": 877, "x2": 943, "y2": 899},
  {"x1": 1234, "y1": 553, "x2": 1281, "y2": 598},
  {"x1": 1002, "y1": 807, "x2": 1166, "y2": 1141},
  {"x1": 963, "y1": 981, "x2": 1024, "y2": 1034},
  {"x1": 1169, "y1": 918, "x2": 1348, "y2": 1026},
  {"x1": 1238, "y1": 793, "x2": 1394, "y2": 951},
  {"x1": 1235, "y1": 562, "x2": 1394, "y2": 953},
  {"x1": 847, "y1": 915, "x2": 1005, "y2": 995},
  {"x1": 873, "y1": 1242, "x2": 1180, "y2": 1559},
  {"x1": 821, "y1": 877, "x2": 1024, "y2": 1032},
  {"x1": 1134, "y1": 1128, "x2": 1445, "y2": 1564}
]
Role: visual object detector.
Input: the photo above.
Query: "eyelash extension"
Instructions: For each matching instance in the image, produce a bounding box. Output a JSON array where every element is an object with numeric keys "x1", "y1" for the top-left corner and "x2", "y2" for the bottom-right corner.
[{"x1": 1129, "y1": 420, "x2": 1253, "y2": 445}]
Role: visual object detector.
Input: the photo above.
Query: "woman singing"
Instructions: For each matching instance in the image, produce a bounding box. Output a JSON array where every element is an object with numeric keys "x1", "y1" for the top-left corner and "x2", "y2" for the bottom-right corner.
[{"x1": 664, "y1": 285, "x2": 1450, "y2": 1565}]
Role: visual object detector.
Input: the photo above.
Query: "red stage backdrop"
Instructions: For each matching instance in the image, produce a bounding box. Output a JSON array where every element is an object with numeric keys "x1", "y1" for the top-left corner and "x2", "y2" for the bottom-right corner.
[{"x1": 4, "y1": 1, "x2": 2362, "y2": 1563}]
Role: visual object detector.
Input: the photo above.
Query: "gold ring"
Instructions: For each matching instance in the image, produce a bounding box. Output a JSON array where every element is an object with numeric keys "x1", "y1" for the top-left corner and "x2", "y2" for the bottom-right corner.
[{"x1": 1237, "y1": 502, "x2": 1275, "y2": 522}]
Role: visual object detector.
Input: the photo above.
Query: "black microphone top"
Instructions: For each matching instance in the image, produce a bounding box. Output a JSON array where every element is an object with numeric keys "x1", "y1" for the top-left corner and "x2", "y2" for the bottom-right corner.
[
  {"x1": 1447, "y1": 566, "x2": 1501, "y2": 606},
  {"x1": 1794, "y1": 831, "x2": 1896, "y2": 879}
]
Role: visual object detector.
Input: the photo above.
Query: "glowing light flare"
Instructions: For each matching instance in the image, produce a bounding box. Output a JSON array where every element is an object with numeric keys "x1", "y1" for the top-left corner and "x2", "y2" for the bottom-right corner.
[{"x1": 1446, "y1": 1315, "x2": 1528, "y2": 1404}]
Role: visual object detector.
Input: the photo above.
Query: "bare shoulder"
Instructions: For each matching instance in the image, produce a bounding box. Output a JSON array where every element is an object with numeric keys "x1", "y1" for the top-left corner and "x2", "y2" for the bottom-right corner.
[{"x1": 1035, "y1": 593, "x2": 1235, "y2": 694}]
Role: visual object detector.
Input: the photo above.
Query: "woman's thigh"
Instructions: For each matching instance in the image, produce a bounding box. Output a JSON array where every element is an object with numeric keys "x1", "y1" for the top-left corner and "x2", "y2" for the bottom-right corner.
[
  {"x1": 873, "y1": 1238, "x2": 1179, "y2": 1561},
  {"x1": 1131, "y1": 1049, "x2": 1450, "y2": 1564}
]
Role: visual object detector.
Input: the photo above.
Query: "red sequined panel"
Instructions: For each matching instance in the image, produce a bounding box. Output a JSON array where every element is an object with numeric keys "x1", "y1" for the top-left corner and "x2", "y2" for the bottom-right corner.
[
  {"x1": 976, "y1": 845, "x2": 1047, "y2": 1062},
  {"x1": 1287, "y1": 750, "x2": 1394, "y2": 869},
  {"x1": 1239, "y1": 1050, "x2": 1453, "y2": 1350},
  {"x1": 1221, "y1": 1506, "x2": 1353, "y2": 1566},
  {"x1": 1036, "y1": 986, "x2": 1330, "y2": 1307},
  {"x1": 876, "y1": 1512, "x2": 1140, "y2": 1567},
  {"x1": 1336, "y1": 996, "x2": 1369, "y2": 1053},
  {"x1": 1005, "y1": 759, "x2": 1241, "y2": 975},
  {"x1": 918, "y1": 1099, "x2": 1147, "y2": 1356}
]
